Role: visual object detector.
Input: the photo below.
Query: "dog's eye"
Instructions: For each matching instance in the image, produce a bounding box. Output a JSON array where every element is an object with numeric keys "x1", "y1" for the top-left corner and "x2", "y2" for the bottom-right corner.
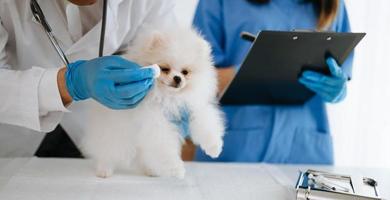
[
  {"x1": 161, "y1": 67, "x2": 170, "y2": 74},
  {"x1": 182, "y1": 70, "x2": 189, "y2": 76}
]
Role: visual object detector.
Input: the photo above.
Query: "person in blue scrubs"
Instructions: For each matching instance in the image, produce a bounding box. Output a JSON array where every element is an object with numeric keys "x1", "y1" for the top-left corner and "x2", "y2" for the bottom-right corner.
[{"x1": 193, "y1": 0, "x2": 353, "y2": 164}]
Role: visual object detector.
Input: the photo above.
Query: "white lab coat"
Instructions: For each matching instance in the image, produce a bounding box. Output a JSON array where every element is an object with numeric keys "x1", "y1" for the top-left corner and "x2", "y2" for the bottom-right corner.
[{"x1": 0, "y1": 0, "x2": 176, "y2": 157}]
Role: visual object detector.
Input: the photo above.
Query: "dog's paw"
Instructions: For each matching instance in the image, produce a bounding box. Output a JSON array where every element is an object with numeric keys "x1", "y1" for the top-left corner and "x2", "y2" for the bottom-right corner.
[
  {"x1": 167, "y1": 166, "x2": 186, "y2": 179},
  {"x1": 96, "y1": 166, "x2": 113, "y2": 178},
  {"x1": 145, "y1": 162, "x2": 186, "y2": 179},
  {"x1": 202, "y1": 139, "x2": 223, "y2": 158}
]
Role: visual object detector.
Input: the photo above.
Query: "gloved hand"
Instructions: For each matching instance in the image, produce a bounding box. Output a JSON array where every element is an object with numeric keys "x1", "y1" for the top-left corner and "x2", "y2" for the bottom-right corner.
[
  {"x1": 65, "y1": 55, "x2": 155, "y2": 109},
  {"x1": 299, "y1": 57, "x2": 348, "y2": 103}
]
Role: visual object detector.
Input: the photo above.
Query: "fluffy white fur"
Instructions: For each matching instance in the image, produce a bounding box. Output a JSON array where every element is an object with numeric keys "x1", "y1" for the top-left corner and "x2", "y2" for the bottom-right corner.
[{"x1": 82, "y1": 27, "x2": 225, "y2": 179}]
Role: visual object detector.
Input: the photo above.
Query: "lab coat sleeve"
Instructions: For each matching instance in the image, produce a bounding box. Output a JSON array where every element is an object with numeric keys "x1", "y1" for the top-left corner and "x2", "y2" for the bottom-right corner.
[
  {"x1": 334, "y1": 0, "x2": 353, "y2": 79},
  {"x1": 0, "y1": 21, "x2": 68, "y2": 133},
  {"x1": 193, "y1": 0, "x2": 229, "y2": 68}
]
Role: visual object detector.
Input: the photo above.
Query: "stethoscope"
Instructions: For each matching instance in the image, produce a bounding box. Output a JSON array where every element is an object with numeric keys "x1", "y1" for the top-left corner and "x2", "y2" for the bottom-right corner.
[{"x1": 30, "y1": 0, "x2": 108, "y2": 67}]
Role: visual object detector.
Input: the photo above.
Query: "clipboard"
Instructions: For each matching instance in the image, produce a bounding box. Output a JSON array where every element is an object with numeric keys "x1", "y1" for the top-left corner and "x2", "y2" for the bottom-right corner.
[{"x1": 219, "y1": 30, "x2": 366, "y2": 105}]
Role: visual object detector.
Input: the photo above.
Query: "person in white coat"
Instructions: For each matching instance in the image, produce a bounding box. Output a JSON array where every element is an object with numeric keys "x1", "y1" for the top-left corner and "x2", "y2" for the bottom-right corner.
[{"x1": 0, "y1": 0, "x2": 177, "y2": 157}]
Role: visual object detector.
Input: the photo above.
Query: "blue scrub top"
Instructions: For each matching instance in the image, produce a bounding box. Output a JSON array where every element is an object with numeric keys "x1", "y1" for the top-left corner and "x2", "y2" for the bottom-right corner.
[{"x1": 193, "y1": 0, "x2": 353, "y2": 164}]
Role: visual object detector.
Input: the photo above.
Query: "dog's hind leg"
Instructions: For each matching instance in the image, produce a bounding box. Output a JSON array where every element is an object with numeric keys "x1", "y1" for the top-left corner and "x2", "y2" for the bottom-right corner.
[
  {"x1": 95, "y1": 159, "x2": 115, "y2": 178},
  {"x1": 138, "y1": 128, "x2": 185, "y2": 179}
]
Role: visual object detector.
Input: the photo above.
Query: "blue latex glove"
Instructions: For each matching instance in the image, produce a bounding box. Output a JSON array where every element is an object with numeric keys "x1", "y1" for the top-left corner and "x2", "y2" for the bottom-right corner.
[
  {"x1": 299, "y1": 57, "x2": 348, "y2": 103},
  {"x1": 65, "y1": 56, "x2": 155, "y2": 109}
]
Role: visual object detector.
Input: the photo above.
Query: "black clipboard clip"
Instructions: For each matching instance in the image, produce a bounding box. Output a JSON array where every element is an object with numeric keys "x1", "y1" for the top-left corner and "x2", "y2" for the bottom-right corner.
[
  {"x1": 240, "y1": 32, "x2": 257, "y2": 43},
  {"x1": 241, "y1": 30, "x2": 320, "y2": 43}
]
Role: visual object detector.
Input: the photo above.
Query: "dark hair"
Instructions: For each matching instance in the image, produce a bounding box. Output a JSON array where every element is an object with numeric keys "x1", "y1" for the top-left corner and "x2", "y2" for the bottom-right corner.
[{"x1": 247, "y1": 0, "x2": 339, "y2": 30}]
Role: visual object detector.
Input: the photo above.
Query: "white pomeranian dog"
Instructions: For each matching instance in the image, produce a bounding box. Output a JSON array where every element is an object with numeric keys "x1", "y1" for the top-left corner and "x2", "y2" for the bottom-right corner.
[{"x1": 81, "y1": 26, "x2": 225, "y2": 179}]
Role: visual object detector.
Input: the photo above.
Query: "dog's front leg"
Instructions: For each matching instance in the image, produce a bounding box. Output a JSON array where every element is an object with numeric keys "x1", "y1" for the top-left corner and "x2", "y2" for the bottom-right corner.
[{"x1": 189, "y1": 104, "x2": 225, "y2": 158}]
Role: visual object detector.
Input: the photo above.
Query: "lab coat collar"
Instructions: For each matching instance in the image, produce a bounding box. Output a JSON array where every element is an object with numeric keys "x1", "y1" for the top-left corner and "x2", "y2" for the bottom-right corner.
[
  {"x1": 31, "y1": 0, "x2": 75, "y2": 50},
  {"x1": 65, "y1": 0, "x2": 123, "y2": 60},
  {"x1": 31, "y1": 0, "x2": 124, "y2": 61}
]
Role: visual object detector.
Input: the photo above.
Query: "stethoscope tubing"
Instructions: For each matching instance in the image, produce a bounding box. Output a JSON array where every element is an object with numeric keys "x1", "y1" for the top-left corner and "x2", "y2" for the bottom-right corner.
[{"x1": 30, "y1": 0, "x2": 107, "y2": 67}]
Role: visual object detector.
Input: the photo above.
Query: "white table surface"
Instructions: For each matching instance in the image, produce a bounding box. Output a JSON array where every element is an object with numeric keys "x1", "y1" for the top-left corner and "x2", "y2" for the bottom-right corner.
[{"x1": 0, "y1": 158, "x2": 389, "y2": 200}]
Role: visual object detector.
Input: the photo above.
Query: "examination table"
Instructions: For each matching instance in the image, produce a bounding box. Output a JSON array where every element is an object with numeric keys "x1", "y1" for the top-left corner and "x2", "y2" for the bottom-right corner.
[{"x1": 0, "y1": 158, "x2": 389, "y2": 199}]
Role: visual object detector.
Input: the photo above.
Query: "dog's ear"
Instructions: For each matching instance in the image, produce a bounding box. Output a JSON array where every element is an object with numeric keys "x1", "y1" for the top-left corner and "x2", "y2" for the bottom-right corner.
[{"x1": 148, "y1": 32, "x2": 167, "y2": 50}]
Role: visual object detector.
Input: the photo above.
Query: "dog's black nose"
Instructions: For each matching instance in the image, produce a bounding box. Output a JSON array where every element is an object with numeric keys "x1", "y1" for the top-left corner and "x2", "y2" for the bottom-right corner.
[{"x1": 173, "y1": 76, "x2": 181, "y2": 84}]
